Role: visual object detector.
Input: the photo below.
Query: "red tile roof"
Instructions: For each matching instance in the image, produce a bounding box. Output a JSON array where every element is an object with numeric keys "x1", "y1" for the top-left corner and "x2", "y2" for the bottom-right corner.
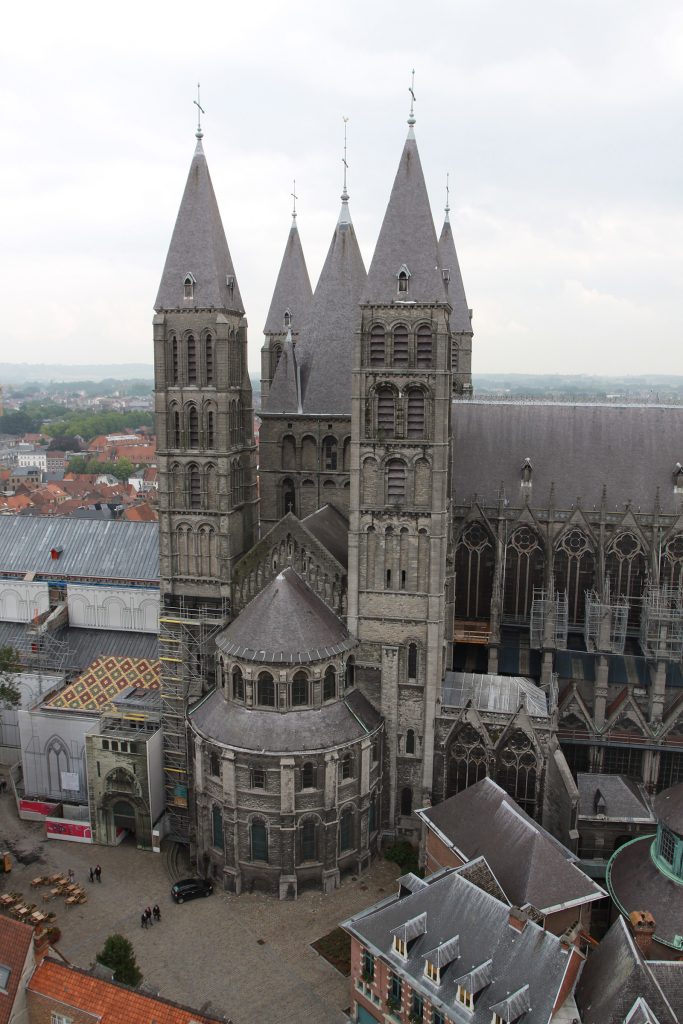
[
  {"x1": 29, "y1": 958, "x2": 228, "y2": 1024},
  {"x1": 0, "y1": 917, "x2": 34, "y2": 1024}
]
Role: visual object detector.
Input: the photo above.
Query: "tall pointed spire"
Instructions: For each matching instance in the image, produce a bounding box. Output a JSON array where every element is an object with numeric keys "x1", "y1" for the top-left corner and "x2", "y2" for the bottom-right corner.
[
  {"x1": 267, "y1": 328, "x2": 302, "y2": 414},
  {"x1": 438, "y1": 180, "x2": 471, "y2": 335},
  {"x1": 263, "y1": 201, "x2": 313, "y2": 338},
  {"x1": 154, "y1": 126, "x2": 243, "y2": 313}
]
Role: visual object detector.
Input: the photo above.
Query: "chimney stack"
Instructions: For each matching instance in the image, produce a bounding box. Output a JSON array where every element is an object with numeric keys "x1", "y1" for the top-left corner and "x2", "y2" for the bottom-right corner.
[
  {"x1": 629, "y1": 910, "x2": 656, "y2": 959},
  {"x1": 508, "y1": 907, "x2": 528, "y2": 933}
]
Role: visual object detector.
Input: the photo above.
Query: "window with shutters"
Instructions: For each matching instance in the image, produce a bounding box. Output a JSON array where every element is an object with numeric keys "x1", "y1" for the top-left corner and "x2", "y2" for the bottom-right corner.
[
  {"x1": 376, "y1": 387, "x2": 395, "y2": 436},
  {"x1": 416, "y1": 324, "x2": 433, "y2": 367},
  {"x1": 406, "y1": 388, "x2": 425, "y2": 438},
  {"x1": 387, "y1": 459, "x2": 406, "y2": 503},
  {"x1": 251, "y1": 768, "x2": 266, "y2": 790},
  {"x1": 397, "y1": 270, "x2": 409, "y2": 293},
  {"x1": 187, "y1": 335, "x2": 197, "y2": 383},
  {"x1": 183, "y1": 274, "x2": 194, "y2": 300},
  {"x1": 393, "y1": 325, "x2": 409, "y2": 365},
  {"x1": 369, "y1": 324, "x2": 385, "y2": 365}
]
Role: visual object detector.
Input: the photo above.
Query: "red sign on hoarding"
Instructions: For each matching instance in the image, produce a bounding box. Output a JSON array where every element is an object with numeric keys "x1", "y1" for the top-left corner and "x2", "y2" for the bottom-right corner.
[
  {"x1": 45, "y1": 818, "x2": 92, "y2": 843},
  {"x1": 19, "y1": 799, "x2": 59, "y2": 817}
]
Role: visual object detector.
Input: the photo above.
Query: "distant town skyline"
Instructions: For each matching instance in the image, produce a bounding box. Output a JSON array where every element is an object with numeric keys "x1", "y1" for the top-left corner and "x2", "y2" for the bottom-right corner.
[{"x1": 2, "y1": 0, "x2": 681, "y2": 375}]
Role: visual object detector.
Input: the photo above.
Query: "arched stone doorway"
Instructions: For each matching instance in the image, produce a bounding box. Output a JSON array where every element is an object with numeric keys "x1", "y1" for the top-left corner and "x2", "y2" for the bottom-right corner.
[{"x1": 112, "y1": 799, "x2": 137, "y2": 837}]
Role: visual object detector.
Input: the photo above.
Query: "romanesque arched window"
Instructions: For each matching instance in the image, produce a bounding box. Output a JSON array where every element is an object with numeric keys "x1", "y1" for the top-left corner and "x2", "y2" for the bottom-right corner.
[
  {"x1": 188, "y1": 406, "x2": 199, "y2": 448},
  {"x1": 400, "y1": 787, "x2": 413, "y2": 816},
  {"x1": 170, "y1": 463, "x2": 183, "y2": 507},
  {"x1": 454, "y1": 522, "x2": 495, "y2": 620},
  {"x1": 175, "y1": 524, "x2": 191, "y2": 575},
  {"x1": 257, "y1": 672, "x2": 275, "y2": 708},
  {"x1": 503, "y1": 526, "x2": 544, "y2": 622},
  {"x1": 173, "y1": 409, "x2": 181, "y2": 448},
  {"x1": 496, "y1": 730, "x2": 538, "y2": 816},
  {"x1": 405, "y1": 729, "x2": 416, "y2": 755},
  {"x1": 206, "y1": 409, "x2": 215, "y2": 448},
  {"x1": 416, "y1": 324, "x2": 433, "y2": 367},
  {"x1": 232, "y1": 667, "x2": 244, "y2": 701},
  {"x1": 205, "y1": 464, "x2": 217, "y2": 509},
  {"x1": 299, "y1": 819, "x2": 317, "y2": 861},
  {"x1": 188, "y1": 465, "x2": 201, "y2": 509},
  {"x1": 369, "y1": 324, "x2": 385, "y2": 366},
  {"x1": 323, "y1": 436, "x2": 338, "y2": 471},
  {"x1": 302, "y1": 762, "x2": 315, "y2": 789},
  {"x1": 281, "y1": 478, "x2": 296, "y2": 516},
  {"x1": 407, "y1": 643, "x2": 418, "y2": 680},
  {"x1": 323, "y1": 666, "x2": 336, "y2": 702},
  {"x1": 198, "y1": 525, "x2": 216, "y2": 577},
  {"x1": 406, "y1": 388, "x2": 425, "y2": 438},
  {"x1": 386, "y1": 459, "x2": 406, "y2": 504},
  {"x1": 209, "y1": 751, "x2": 220, "y2": 777},
  {"x1": 447, "y1": 724, "x2": 489, "y2": 798},
  {"x1": 187, "y1": 335, "x2": 197, "y2": 384},
  {"x1": 282, "y1": 434, "x2": 296, "y2": 471},
  {"x1": 376, "y1": 386, "x2": 396, "y2": 437},
  {"x1": 171, "y1": 336, "x2": 179, "y2": 384},
  {"x1": 205, "y1": 334, "x2": 214, "y2": 384},
  {"x1": 345, "y1": 656, "x2": 355, "y2": 688},
  {"x1": 339, "y1": 806, "x2": 354, "y2": 852},
  {"x1": 606, "y1": 532, "x2": 647, "y2": 629},
  {"x1": 251, "y1": 819, "x2": 268, "y2": 862},
  {"x1": 212, "y1": 804, "x2": 224, "y2": 849},
  {"x1": 392, "y1": 325, "x2": 409, "y2": 366},
  {"x1": 292, "y1": 671, "x2": 309, "y2": 707},
  {"x1": 554, "y1": 529, "x2": 595, "y2": 626}
]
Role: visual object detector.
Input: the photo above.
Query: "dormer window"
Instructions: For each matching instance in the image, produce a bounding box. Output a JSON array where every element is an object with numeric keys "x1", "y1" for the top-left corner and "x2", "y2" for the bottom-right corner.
[
  {"x1": 183, "y1": 273, "x2": 196, "y2": 300},
  {"x1": 674, "y1": 462, "x2": 683, "y2": 492},
  {"x1": 283, "y1": 309, "x2": 292, "y2": 329},
  {"x1": 393, "y1": 936, "x2": 407, "y2": 958},
  {"x1": 424, "y1": 959, "x2": 440, "y2": 983},
  {"x1": 456, "y1": 985, "x2": 474, "y2": 1010},
  {"x1": 521, "y1": 457, "x2": 533, "y2": 487},
  {"x1": 396, "y1": 264, "x2": 411, "y2": 294}
]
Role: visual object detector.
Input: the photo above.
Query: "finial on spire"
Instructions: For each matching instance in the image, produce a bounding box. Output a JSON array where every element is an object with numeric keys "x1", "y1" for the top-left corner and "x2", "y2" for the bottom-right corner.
[
  {"x1": 445, "y1": 171, "x2": 450, "y2": 221},
  {"x1": 291, "y1": 179, "x2": 298, "y2": 222},
  {"x1": 341, "y1": 116, "x2": 349, "y2": 203},
  {"x1": 193, "y1": 83, "x2": 205, "y2": 140},
  {"x1": 408, "y1": 69, "x2": 416, "y2": 128}
]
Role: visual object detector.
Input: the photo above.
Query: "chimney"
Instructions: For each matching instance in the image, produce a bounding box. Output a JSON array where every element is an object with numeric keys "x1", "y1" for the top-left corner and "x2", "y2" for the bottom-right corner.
[
  {"x1": 509, "y1": 907, "x2": 528, "y2": 933},
  {"x1": 33, "y1": 927, "x2": 51, "y2": 961},
  {"x1": 629, "y1": 910, "x2": 656, "y2": 959}
]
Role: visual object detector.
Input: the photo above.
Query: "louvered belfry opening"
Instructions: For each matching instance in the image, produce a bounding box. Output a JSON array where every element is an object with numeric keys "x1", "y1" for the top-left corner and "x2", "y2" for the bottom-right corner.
[
  {"x1": 393, "y1": 325, "x2": 409, "y2": 365},
  {"x1": 377, "y1": 387, "x2": 395, "y2": 435},
  {"x1": 370, "y1": 324, "x2": 386, "y2": 365},
  {"x1": 387, "y1": 459, "x2": 406, "y2": 502},
  {"x1": 407, "y1": 388, "x2": 425, "y2": 438}
]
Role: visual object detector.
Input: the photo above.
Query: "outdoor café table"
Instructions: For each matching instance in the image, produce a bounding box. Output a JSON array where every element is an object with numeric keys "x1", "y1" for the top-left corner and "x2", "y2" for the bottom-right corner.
[
  {"x1": 30, "y1": 877, "x2": 43, "y2": 887},
  {"x1": 50, "y1": 888, "x2": 61, "y2": 897}
]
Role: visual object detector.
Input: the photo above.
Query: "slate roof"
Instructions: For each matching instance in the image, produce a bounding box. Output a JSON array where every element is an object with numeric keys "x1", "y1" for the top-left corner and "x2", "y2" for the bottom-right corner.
[
  {"x1": 438, "y1": 215, "x2": 472, "y2": 334},
  {"x1": 451, "y1": 400, "x2": 683, "y2": 514},
  {"x1": 0, "y1": 516, "x2": 159, "y2": 582},
  {"x1": 296, "y1": 200, "x2": 367, "y2": 415},
  {"x1": 441, "y1": 671, "x2": 548, "y2": 717},
  {"x1": 28, "y1": 957, "x2": 227, "y2": 1024},
  {"x1": 418, "y1": 778, "x2": 605, "y2": 914},
  {"x1": 0, "y1": 623, "x2": 158, "y2": 673},
  {"x1": 654, "y1": 781, "x2": 683, "y2": 834},
  {"x1": 575, "y1": 917, "x2": 680, "y2": 1024},
  {"x1": 650, "y1": 962, "x2": 683, "y2": 1019},
  {"x1": 0, "y1": 917, "x2": 33, "y2": 1024},
  {"x1": 301, "y1": 504, "x2": 349, "y2": 569},
  {"x1": 264, "y1": 221, "x2": 312, "y2": 334},
  {"x1": 342, "y1": 867, "x2": 576, "y2": 1024},
  {"x1": 364, "y1": 131, "x2": 445, "y2": 305},
  {"x1": 266, "y1": 329, "x2": 301, "y2": 414},
  {"x1": 215, "y1": 566, "x2": 355, "y2": 663},
  {"x1": 577, "y1": 773, "x2": 655, "y2": 822},
  {"x1": 190, "y1": 687, "x2": 381, "y2": 754},
  {"x1": 608, "y1": 835, "x2": 683, "y2": 948},
  {"x1": 155, "y1": 138, "x2": 243, "y2": 314}
]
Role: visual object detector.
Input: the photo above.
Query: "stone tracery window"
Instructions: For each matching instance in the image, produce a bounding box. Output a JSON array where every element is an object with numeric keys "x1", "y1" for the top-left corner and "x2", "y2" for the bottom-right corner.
[
  {"x1": 554, "y1": 528, "x2": 595, "y2": 626},
  {"x1": 503, "y1": 526, "x2": 544, "y2": 622},
  {"x1": 496, "y1": 730, "x2": 538, "y2": 816},
  {"x1": 660, "y1": 534, "x2": 683, "y2": 589},
  {"x1": 454, "y1": 522, "x2": 495, "y2": 620},
  {"x1": 606, "y1": 532, "x2": 647, "y2": 629},
  {"x1": 447, "y1": 724, "x2": 489, "y2": 798}
]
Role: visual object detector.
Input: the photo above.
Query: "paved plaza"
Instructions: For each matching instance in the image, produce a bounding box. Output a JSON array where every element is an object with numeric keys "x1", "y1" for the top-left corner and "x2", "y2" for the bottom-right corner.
[{"x1": 0, "y1": 793, "x2": 399, "y2": 1023}]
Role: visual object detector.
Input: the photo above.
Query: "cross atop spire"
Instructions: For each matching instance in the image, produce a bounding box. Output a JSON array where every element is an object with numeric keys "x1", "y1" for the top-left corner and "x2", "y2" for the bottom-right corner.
[
  {"x1": 408, "y1": 69, "x2": 416, "y2": 134},
  {"x1": 341, "y1": 116, "x2": 349, "y2": 203},
  {"x1": 291, "y1": 179, "x2": 298, "y2": 223},
  {"x1": 445, "y1": 171, "x2": 450, "y2": 221},
  {"x1": 193, "y1": 83, "x2": 205, "y2": 141}
]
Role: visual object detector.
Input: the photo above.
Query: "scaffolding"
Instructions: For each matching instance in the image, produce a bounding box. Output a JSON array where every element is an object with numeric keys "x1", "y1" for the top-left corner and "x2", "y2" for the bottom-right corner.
[
  {"x1": 584, "y1": 581, "x2": 629, "y2": 655},
  {"x1": 158, "y1": 598, "x2": 229, "y2": 845},
  {"x1": 10, "y1": 624, "x2": 70, "y2": 676},
  {"x1": 640, "y1": 584, "x2": 683, "y2": 662},
  {"x1": 530, "y1": 585, "x2": 568, "y2": 650}
]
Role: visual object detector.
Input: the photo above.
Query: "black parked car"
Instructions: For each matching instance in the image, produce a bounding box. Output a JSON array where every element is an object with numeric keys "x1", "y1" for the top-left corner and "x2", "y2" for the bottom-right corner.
[{"x1": 171, "y1": 877, "x2": 213, "y2": 903}]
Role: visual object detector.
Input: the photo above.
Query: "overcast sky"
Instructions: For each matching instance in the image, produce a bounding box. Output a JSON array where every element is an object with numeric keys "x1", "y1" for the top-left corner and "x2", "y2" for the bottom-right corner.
[{"x1": 2, "y1": 0, "x2": 682, "y2": 376}]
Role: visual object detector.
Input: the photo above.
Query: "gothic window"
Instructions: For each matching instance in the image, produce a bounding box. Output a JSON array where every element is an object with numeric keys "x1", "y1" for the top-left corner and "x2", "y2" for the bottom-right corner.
[
  {"x1": 376, "y1": 386, "x2": 396, "y2": 437},
  {"x1": 503, "y1": 526, "x2": 544, "y2": 622},
  {"x1": 369, "y1": 324, "x2": 385, "y2": 366},
  {"x1": 406, "y1": 388, "x2": 425, "y2": 438},
  {"x1": 447, "y1": 724, "x2": 489, "y2": 798},
  {"x1": 257, "y1": 672, "x2": 275, "y2": 707},
  {"x1": 230, "y1": 461, "x2": 240, "y2": 505},
  {"x1": 292, "y1": 671, "x2": 309, "y2": 707},
  {"x1": 187, "y1": 335, "x2": 197, "y2": 383},
  {"x1": 171, "y1": 336, "x2": 179, "y2": 383},
  {"x1": 212, "y1": 804, "x2": 224, "y2": 849},
  {"x1": 345, "y1": 656, "x2": 355, "y2": 688},
  {"x1": 386, "y1": 459, "x2": 406, "y2": 504},
  {"x1": 232, "y1": 667, "x2": 244, "y2": 701},
  {"x1": 188, "y1": 465, "x2": 201, "y2": 509},
  {"x1": 416, "y1": 324, "x2": 433, "y2": 367},
  {"x1": 408, "y1": 643, "x2": 418, "y2": 680},
  {"x1": 206, "y1": 410, "x2": 215, "y2": 448},
  {"x1": 205, "y1": 334, "x2": 214, "y2": 384},
  {"x1": 45, "y1": 736, "x2": 70, "y2": 795},
  {"x1": 496, "y1": 731, "x2": 538, "y2": 815},
  {"x1": 302, "y1": 762, "x2": 315, "y2": 789},
  {"x1": 323, "y1": 666, "x2": 336, "y2": 702},
  {"x1": 323, "y1": 436, "x2": 338, "y2": 471},
  {"x1": 188, "y1": 406, "x2": 199, "y2": 448},
  {"x1": 454, "y1": 522, "x2": 495, "y2": 620},
  {"x1": 392, "y1": 325, "x2": 409, "y2": 366},
  {"x1": 281, "y1": 477, "x2": 296, "y2": 516},
  {"x1": 554, "y1": 529, "x2": 595, "y2": 626},
  {"x1": 183, "y1": 274, "x2": 195, "y2": 300},
  {"x1": 173, "y1": 409, "x2": 181, "y2": 448},
  {"x1": 300, "y1": 818, "x2": 317, "y2": 861},
  {"x1": 339, "y1": 806, "x2": 353, "y2": 852},
  {"x1": 251, "y1": 820, "x2": 268, "y2": 862},
  {"x1": 209, "y1": 752, "x2": 220, "y2": 777},
  {"x1": 660, "y1": 534, "x2": 683, "y2": 589},
  {"x1": 405, "y1": 729, "x2": 416, "y2": 755},
  {"x1": 606, "y1": 532, "x2": 647, "y2": 629},
  {"x1": 400, "y1": 787, "x2": 413, "y2": 816},
  {"x1": 602, "y1": 745, "x2": 642, "y2": 780}
]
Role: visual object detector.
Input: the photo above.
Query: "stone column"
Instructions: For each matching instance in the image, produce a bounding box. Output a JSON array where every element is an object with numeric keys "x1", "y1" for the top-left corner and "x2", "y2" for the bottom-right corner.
[{"x1": 279, "y1": 757, "x2": 297, "y2": 899}]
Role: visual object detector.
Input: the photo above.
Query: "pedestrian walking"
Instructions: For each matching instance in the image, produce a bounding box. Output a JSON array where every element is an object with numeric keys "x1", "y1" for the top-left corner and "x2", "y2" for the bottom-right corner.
[
  {"x1": 152, "y1": 903, "x2": 161, "y2": 922},
  {"x1": 67, "y1": 869, "x2": 75, "y2": 884},
  {"x1": 89, "y1": 867, "x2": 94, "y2": 883},
  {"x1": 141, "y1": 911, "x2": 148, "y2": 929},
  {"x1": 94, "y1": 864, "x2": 101, "y2": 883},
  {"x1": 145, "y1": 906, "x2": 153, "y2": 927}
]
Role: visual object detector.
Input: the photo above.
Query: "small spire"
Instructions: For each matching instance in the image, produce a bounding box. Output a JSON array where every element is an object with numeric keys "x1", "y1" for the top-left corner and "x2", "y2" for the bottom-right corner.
[
  {"x1": 341, "y1": 116, "x2": 349, "y2": 203},
  {"x1": 291, "y1": 179, "x2": 298, "y2": 225},
  {"x1": 445, "y1": 171, "x2": 450, "y2": 222},
  {"x1": 407, "y1": 68, "x2": 416, "y2": 137},
  {"x1": 193, "y1": 82, "x2": 205, "y2": 141}
]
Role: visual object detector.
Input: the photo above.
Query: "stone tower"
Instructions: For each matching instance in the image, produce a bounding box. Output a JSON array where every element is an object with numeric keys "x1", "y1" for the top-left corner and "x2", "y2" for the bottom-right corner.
[
  {"x1": 154, "y1": 132, "x2": 258, "y2": 612},
  {"x1": 347, "y1": 112, "x2": 456, "y2": 832}
]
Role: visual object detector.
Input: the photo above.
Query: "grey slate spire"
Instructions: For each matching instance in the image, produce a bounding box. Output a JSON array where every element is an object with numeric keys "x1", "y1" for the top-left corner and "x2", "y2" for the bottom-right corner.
[
  {"x1": 264, "y1": 220, "x2": 313, "y2": 335},
  {"x1": 363, "y1": 129, "x2": 445, "y2": 305},
  {"x1": 266, "y1": 328, "x2": 301, "y2": 414},
  {"x1": 438, "y1": 213, "x2": 472, "y2": 334},
  {"x1": 298, "y1": 196, "x2": 367, "y2": 415},
  {"x1": 154, "y1": 138, "x2": 244, "y2": 313}
]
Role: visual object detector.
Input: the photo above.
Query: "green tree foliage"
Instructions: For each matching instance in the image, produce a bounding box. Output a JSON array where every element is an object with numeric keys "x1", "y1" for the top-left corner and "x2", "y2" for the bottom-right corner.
[
  {"x1": 67, "y1": 457, "x2": 136, "y2": 481},
  {"x1": 96, "y1": 933, "x2": 142, "y2": 987},
  {"x1": 44, "y1": 410, "x2": 154, "y2": 441},
  {"x1": 48, "y1": 435, "x2": 83, "y2": 452},
  {"x1": 0, "y1": 646, "x2": 21, "y2": 711}
]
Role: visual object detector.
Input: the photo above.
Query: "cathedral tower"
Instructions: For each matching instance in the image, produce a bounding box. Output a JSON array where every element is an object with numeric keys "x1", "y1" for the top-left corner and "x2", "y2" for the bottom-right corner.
[{"x1": 347, "y1": 107, "x2": 455, "y2": 830}]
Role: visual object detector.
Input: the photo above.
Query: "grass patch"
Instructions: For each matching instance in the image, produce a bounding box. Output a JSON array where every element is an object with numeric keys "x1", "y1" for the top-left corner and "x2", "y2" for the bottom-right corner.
[{"x1": 311, "y1": 926, "x2": 351, "y2": 976}]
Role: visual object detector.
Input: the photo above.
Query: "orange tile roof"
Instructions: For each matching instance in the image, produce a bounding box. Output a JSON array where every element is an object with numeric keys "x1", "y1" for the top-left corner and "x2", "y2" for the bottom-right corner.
[
  {"x1": 29, "y1": 958, "x2": 228, "y2": 1023},
  {"x1": 0, "y1": 917, "x2": 34, "y2": 1024},
  {"x1": 123, "y1": 503, "x2": 158, "y2": 522}
]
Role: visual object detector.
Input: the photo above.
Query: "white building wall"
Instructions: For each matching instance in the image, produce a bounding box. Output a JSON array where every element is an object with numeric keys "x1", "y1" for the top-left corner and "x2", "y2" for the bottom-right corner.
[
  {"x1": 0, "y1": 580, "x2": 50, "y2": 622},
  {"x1": 18, "y1": 705, "x2": 94, "y2": 804},
  {"x1": 146, "y1": 727, "x2": 165, "y2": 824},
  {"x1": 67, "y1": 584, "x2": 159, "y2": 633},
  {"x1": 17, "y1": 449, "x2": 47, "y2": 470}
]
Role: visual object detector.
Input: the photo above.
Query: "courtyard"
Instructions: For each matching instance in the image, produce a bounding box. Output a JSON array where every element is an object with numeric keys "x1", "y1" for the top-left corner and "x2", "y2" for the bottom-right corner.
[{"x1": 0, "y1": 794, "x2": 399, "y2": 1023}]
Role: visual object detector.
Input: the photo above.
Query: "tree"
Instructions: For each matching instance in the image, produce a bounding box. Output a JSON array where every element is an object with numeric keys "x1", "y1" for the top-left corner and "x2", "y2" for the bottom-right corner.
[
  {"x1": 0, "y1": 646, "x2": 20, "y2": 711},
  {"x1": 96, "y1": 934, "x2": 142, "y2": 987},
  {"x1": 111, "y1": 457, "x2": 134, "y2": 482}
]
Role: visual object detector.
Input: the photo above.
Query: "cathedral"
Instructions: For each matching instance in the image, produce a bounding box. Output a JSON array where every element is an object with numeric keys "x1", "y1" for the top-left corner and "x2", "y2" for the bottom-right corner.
[{"x1": 153, "y1": 101, "x2": 683, "y2": 896}]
